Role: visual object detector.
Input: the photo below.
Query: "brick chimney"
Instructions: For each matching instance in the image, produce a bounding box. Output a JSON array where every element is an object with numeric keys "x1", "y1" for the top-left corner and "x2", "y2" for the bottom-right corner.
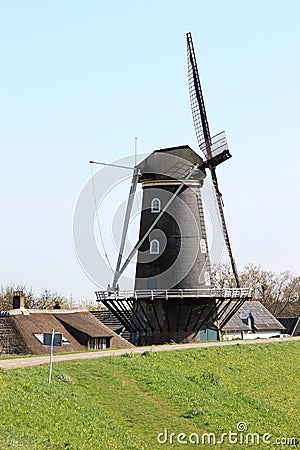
[{"x1": 13, "y1": 291, "x2": 25, "y2": 309}]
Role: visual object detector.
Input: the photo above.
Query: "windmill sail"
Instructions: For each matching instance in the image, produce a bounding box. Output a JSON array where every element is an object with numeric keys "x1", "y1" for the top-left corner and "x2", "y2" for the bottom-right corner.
[
  {"x1": 187, "y1": 32, "x2": 211, "y2": 157},
  {"x1": 186, "y1": 32, "x2": 240, "y2": 288}
]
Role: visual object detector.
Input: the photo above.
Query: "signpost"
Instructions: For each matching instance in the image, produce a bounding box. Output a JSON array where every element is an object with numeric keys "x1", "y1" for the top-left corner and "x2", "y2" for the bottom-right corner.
[{"x1": 43, "y1": 330, "x2": 62, "y2": 384}]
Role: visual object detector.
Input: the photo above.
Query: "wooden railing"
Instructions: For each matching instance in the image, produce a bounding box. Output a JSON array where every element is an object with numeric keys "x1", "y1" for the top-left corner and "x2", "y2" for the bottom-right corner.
[{"x1": 95, "y1": 288, "x2": 252, "y2": 302}]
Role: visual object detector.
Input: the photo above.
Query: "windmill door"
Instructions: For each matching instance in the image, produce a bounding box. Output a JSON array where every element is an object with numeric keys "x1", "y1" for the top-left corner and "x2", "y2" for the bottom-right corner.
[{"x1": 200, "y1": 325, "x2": 218, "y2": 341}]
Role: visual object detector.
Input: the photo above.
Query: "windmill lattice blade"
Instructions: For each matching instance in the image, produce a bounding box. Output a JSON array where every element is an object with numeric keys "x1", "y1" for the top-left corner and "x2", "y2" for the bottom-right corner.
[
  {"x1": 186, "y1": 32, "x2": 240, "y2": 288},
  {"x1": 186, "y1": 32, "x2": 211, "y2": 159},
  {"x1": 200, "y1": 131, "x2": 229, "y2": 161},
  {"x1": 210, "y1": 168, "x2": 240, "y2": 287}
]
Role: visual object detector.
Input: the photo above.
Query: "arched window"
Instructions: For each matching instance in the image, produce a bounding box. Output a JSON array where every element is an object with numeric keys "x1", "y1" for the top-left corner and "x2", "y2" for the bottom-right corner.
[
  {"x1": 150, "y1": 239, "x2": 159, "y2": 254},
  {"x1": 151, "y1": 198, "x2": 161, "y2": 213}
]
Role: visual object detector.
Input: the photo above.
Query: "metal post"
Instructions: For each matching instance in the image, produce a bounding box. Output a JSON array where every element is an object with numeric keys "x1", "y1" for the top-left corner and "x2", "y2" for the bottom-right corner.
[
  {"x1": 48, "y1": 329, "x2": 54, "y2": 384},
  {"x1": 112, "y1": 167, "x2": 140, "y2": 290}
]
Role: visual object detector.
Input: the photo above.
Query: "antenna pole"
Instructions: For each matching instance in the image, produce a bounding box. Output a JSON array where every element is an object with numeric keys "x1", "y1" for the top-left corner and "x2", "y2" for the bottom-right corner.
[{"x1": 134, "y1": 137, "x2": 137, "y2": 167}]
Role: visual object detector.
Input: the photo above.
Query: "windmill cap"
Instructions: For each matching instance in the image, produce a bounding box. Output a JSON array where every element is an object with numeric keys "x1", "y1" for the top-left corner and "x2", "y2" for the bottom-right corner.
[{"x1": 136, "y1": 145, "x2": 205, "y2": 182}]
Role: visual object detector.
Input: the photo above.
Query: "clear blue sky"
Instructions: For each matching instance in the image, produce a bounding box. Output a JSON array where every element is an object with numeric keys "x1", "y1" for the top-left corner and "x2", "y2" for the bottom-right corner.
[{"x1": 0, "y1": 1, "x2": 299, "y2": 301}]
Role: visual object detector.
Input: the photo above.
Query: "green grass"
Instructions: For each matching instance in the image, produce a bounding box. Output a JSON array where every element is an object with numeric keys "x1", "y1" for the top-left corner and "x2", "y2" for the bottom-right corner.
[{"x1": 0, "y1": 341, "x2": 299, "y2": 449}]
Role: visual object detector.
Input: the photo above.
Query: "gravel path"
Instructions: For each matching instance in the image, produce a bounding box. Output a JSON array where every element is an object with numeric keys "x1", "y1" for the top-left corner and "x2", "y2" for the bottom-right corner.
[{"x1": 0, "y1": 336, "x2": 299, "y2": 370}]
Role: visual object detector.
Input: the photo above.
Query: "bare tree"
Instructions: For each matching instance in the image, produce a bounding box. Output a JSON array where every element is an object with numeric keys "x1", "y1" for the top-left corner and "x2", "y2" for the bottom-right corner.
[
  {"x1": 0, "y1": 284, "x2": 35, "y2": 311},
  {"x1": 0, "y1": 284, "x2": 99, "y2": 311},
  {"x1": 28, "y1": 289, "x2": 71, "y2": 309},
  {"x1": 0, "y1": 285, "x2": 71, "y2": 310},
  {"x1": 211, "y1": 263, "x2": 300, "y2": 317}
]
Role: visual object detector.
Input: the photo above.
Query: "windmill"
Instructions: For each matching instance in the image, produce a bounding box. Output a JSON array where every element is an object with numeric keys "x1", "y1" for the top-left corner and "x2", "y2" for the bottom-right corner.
[{"x1": 94, "y1": 33, "x2": 251, "y2": 345}]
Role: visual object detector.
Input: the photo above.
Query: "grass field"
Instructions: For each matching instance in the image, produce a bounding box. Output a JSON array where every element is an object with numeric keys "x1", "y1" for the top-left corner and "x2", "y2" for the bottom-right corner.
[{"x1": 0, "y1": 341, "x2": 299, "y2": 449}]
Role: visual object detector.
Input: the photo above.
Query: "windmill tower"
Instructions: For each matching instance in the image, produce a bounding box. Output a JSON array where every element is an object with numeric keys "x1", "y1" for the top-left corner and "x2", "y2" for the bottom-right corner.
[
  {"x1": 134, "y1": 146, "x2": 210, "y2": 291},
  {"x1": 95, "y1": 33, "x2": 251, "y2": 345}
]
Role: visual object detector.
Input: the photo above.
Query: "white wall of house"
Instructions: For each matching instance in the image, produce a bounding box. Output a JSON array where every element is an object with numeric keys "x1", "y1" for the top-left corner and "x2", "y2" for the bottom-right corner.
[{"x1": 222, "y1": 330, "x2": 281, "y2": 340}]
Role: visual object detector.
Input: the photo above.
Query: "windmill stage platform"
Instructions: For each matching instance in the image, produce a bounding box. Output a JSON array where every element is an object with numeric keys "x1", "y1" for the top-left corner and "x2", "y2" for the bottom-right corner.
[
  {"x1": 96, "y1": 288, "x2": 251, "y2": 302},
  {"x1": 96, "y1": 288, "x2": 252, "y2": 345}
]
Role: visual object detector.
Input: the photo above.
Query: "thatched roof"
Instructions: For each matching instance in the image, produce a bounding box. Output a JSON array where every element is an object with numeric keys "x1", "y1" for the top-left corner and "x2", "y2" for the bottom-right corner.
[
  {"x1": 11, "y1": 312, "x2": 84, "y2": 354},
  {"x1": 54, "y1": 311, "x2": 133, "y2": 349},
  {"x1": 220, "y1": 301, "x2": 284, "y2": 332},
  {"x1": 7, "y1": 309, "x2": 133, "y2": 354},
  {"x1": 91, "y1": 310, "x2": 131, "y2": 340},
  {"x1": 54, "y1": 311, "x2": 112, "y2": 337}
]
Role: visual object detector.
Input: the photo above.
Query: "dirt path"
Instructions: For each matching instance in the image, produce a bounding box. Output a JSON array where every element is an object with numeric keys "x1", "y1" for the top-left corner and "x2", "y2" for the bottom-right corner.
[{"x1": 0, "y1": 336, "x2": 299, "y2": 370}]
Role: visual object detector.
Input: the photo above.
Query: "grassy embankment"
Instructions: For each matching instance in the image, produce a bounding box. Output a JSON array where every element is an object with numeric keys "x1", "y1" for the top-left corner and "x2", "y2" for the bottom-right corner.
[{"x1": 0, "y1": 341, "x2": 299, "y2": 449}]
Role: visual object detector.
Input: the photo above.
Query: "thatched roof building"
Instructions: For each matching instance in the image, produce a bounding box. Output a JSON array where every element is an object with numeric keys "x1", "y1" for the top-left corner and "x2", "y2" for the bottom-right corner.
[
  {"x1": 10, "y1": 311, "x2": 84, "y2": 354},
  {"x1": 220, "y1": 301, "x2": 284, "y2": 340},
  {"x1": 0, "y1": 308, "x2": 133, "y2": 356}
]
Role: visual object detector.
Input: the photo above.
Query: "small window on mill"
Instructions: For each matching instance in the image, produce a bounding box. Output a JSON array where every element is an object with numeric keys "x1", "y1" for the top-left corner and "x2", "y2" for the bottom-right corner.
[
  {"x1": 150, "y1": 239, "x2": 159, "y2": 254},
  {"x1": 151, "y1": 198, "x2": 161, "y2": 213}
]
